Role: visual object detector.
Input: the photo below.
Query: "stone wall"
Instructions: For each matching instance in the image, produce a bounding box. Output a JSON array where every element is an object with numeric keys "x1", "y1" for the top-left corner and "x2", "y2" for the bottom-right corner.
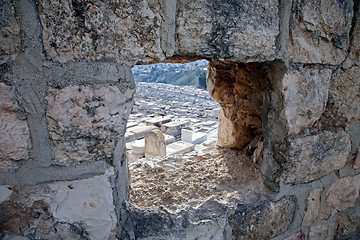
[{"x1": 0, "y1": 0, "x2": 359, "y2": 239}]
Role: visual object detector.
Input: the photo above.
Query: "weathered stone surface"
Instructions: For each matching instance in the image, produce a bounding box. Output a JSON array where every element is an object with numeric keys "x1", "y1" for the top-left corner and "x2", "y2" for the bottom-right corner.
[
  {"x1": 322, "y1": 175, "x2": 360, "y2": 220},
  {"x1": 145, "y1": 129, "x2": 166, "y2": 158},
  {"x1": 0, "y1": 83, "x2": 29, "y2": 171},
  {"x1": 0, "y1": 0, "x2": 20, "y2": 65},
  {"x1": 354, "y1": 146, "x2": 360, "y2": 169},
  {"x1": 350, "y1": 1, "x2": 360, "y2": 64},
  {"x1": 46, "y1": 85, "x2": 134, "y2": 165},
  {"x1": 335, "y1": 212, "x2": 360, "y2": 240},
  {"x1": 127, "y1": 198, "x2": 232, "y2": 240},
  {"x1": 281, "y1": 67, "x2": 332, "y2": 134},
  {"x1": 309, "y1": 219, "x2": 336, "y2": 240},
  {"x1": 38, "y1": 0, "x2": 280, "y2": 63},
  {"x1": 289, "y1": 0, "x2": 353, "y2": 65},
  {"x1": 303, "y1": 188, "x2": 323, "y2": 227},
  {"x1": 325, "y1": 67, "x2": 360, "y2": 124},
  {"x1": 0, "y1": 171, "x2": 116, "y2": 240},
  {"x1": 0, "y1": 185, "x2": 12, "y2": 204},
  {"x1": 207, "y1": 61, "x2": 271, "y2": 148},
  {"x1": 38, "y1": 0, "x2": 167, "y2": 64},
  {"x1": 228, "y1": 196, "x2": 296, "y2": 240},
  {"x1": 283, "y1": 232, "x2": 306, "y2": 240},
  {"x1": 175, "y1": 0, "x2": 279, "y2": 62},
  {"x1": 280, "y1": 129, "x2": 351, "y2": 184}
]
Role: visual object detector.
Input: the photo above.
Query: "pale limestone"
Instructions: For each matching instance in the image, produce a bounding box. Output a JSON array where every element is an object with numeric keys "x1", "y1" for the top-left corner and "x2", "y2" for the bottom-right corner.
[
  {"x1": 281, "y1": 130, "x2": 351, "y2": 184},
  {"x1": 322, "y1": 175, "x2": 360, "y2": 220},
  {"x1": 38, "y1": 0, "x2": 165, "y2": 64},
  {"x1": 145, "y1": 130, "x2": 166, "y2": 158},
  {"x1": 289, "y1": 0, "x2": 353, "y2": 65},
  {"x1": 175, "y1": 0, "x2": 279, "y2": 62},
  {"x1": 166, "y1": 141, "x2": 194, "y2": 156},
  {"x1": 0, "y1": 83, "x2": 29, "y2": 169},
  {"x1": 131, "y1": 139, "x2": 145, "y2": 154},
  {"x1": 0, "y1": 171, "x2": 116, "y2": 239},
  {"x1": 128, "y1": 125, "x2": 158, "y2": 140},
  {"x1": 145, "y1": 116, "x2": 171, "y2": 127},
  {"x1": 281, "y1": 67, "x2": 331, "y2": 134},
  {"x1": 50, "y1": 170, "x2": 117, "y2": 240},
  {"x1": 303, "y1": 188, "x2": 323, "y2": 227},
  {"x1": 161, "y1": 120, "x2": 189, "y2": 137},
  {"x1": 46, "y1": 86, "x2": 134, "y2": 165}
]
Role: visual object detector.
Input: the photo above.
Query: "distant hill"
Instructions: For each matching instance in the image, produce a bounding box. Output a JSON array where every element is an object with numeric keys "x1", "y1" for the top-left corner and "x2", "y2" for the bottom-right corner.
[{"x1": 132, "y1": 60, "x2": 208, "y2": 89}]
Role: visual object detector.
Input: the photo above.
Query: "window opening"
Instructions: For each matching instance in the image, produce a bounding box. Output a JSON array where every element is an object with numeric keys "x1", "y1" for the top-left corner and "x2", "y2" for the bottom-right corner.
[{"x1": 127, "y1": 60, "x2": 272, "y2": 212}]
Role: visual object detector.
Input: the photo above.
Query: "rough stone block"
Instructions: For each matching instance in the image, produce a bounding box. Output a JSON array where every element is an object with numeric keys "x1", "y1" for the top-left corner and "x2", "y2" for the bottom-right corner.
[
  {"x1": 0, "y1": 83, "x2": 30, "y2": 171},
  {"x1": 303, "y1": 188, "x2": 323, "y2": 227},
  {"x1": 335, "y1": 212, "x2": 360, "y2": 240},
  {"x1": 350, "y1": 1, "x2": 360, "y2": 64},
  {"x1": 325, "y1": 67, "x2": 360, "y2": 124},
  {"x1": 280, "y1": 129, "x2": 351, "y2": 184},
  {"x1": 46, "y1": 85, "x2": 133, "y2": 165},
  {"x1": 309, "y1": 219, "x2": 336, "y2": 240},
  {"x1": 289, "y1": 0, "x2": 353, "y2": 65},
  {"x1": 175, "y1": 0, "x2": 279, "y2": 62},
  {"x1": 322, "y1": 174, "x2": 360, "y2": 220},
  {"x1": 228, "y1": 196, "x2": 296, "y2": 240},
  {"x1": 38, "y1": 0, "x2": 166, "y2": 64},
  {"x1": 0, "y1": 171, "x2": 117, "y2": 240},
  {"x1": 0, "y1": 185, "x2": 12, "y2": 204},
  {"x1": 281, "y1": 67, "x2": 331, "y2": 134},
  {"x1": 207, "y1": 62, "x2": 270, "y2": 149},
  {"x1": 354, "y1": 146, "x2": 360, "y2": 169},
  {"x1": 0, "y1": 0, "x2": 20, "y2": 64}
]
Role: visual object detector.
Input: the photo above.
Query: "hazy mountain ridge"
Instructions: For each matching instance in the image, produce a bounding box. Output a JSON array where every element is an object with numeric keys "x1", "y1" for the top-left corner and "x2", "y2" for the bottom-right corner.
[{"x1": 132, "y1": 60, "x2": 209, "y2": 89}]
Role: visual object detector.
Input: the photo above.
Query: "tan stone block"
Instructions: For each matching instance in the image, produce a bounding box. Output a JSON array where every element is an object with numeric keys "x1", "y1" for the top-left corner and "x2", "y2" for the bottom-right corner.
[
  {"x1": 207, "y1": 61, "x2": 270, "y2": 149},
  {"x1": 281, "y1": 67, "x2": 332, "y2": 134},
  {"x1": 303, "y1": 188, "x2": 323, "y2": 227},
  {"x1": 322, "y1": 175, "x2": 360, "y2": 220},
  {"x1": 0, "y1": 83, "x2": 29, "y2": 171},
  {"x1": 145, "y1": 129, "x2": 166, "y2": 158}
]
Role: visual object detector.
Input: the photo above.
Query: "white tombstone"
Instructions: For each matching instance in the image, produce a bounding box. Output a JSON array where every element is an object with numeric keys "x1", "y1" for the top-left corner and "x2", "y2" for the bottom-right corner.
[
  {"x1": 181, "y1": 129, "x2": 193, "y2": 143},
  {"x1": 145, "y1": 130, "x2": 166, "y2": 158}
]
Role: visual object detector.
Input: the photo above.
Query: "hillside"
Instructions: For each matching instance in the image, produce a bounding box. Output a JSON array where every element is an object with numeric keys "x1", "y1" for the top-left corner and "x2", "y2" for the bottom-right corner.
[{"x1": 132, "y1": 60, "x2": 208, "y2": 89}]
